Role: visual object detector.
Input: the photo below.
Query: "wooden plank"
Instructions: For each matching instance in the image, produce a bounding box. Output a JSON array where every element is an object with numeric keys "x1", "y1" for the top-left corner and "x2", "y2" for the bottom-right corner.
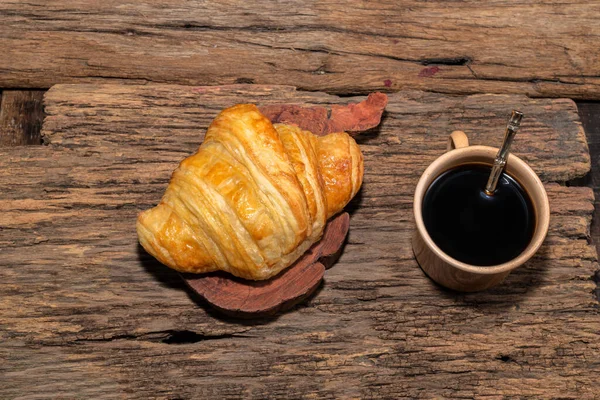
[
  {"x1": 1, "y1": 84, "x2": 598, "y2": 398},
  {"x1": 1, "y1": 1, "x2": 600, "y2": 99},
  {"x1": 0, "y1": 90, "x2": 45, "y2": 146},
  {"x1": 41, "y1": 84, "x2": 590, "y2": 182}
]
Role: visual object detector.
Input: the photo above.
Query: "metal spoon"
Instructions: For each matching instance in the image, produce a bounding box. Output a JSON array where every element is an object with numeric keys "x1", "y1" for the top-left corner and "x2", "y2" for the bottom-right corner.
[{"x1": 484, "y1": 110, "x2": 524, "y2": 195}]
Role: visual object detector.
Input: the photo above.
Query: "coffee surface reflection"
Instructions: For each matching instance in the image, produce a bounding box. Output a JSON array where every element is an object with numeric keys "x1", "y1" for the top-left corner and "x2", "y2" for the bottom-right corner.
[{"x1": 422, "y1": 164, "x2": 535, "y2": 266}]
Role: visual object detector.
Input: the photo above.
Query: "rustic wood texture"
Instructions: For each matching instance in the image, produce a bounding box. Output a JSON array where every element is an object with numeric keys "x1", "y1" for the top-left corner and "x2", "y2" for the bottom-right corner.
[
  {"x1": 1, "y1": 84, "x2": 598, "y2": 398},
  {"x1": 185, "y1": 212, "x2": 350, "y2": 317},
  {"x1": 2, "y1": 1, "x2": 600, "y2": 99},
  {"x1": 0, "y1": 90, "x2": 45, "y2": 146}
]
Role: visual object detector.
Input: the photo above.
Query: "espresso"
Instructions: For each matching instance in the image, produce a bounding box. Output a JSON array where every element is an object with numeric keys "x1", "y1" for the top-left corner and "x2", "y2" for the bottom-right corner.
[{"x1": 422, "y1": 164, "x2": 535, "y2": 266}]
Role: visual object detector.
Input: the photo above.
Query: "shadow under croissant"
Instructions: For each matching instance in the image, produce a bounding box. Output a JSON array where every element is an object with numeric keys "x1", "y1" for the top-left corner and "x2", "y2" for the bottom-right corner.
[
  {"x1": 136, "y1": 212, "x2": 350, "y2": 321},
  {"x1": 137, "y1": 243, "x2": 280, "y2": 322},
  {"x1": 137, "y1": 243, "x2": 326, "y2": 323},
  {"x1": 137, "y1": 243, "x2": 186, "y2": 290},
  {"x1": 344, "y1": 188, "x2": 364, "y2": 217}
]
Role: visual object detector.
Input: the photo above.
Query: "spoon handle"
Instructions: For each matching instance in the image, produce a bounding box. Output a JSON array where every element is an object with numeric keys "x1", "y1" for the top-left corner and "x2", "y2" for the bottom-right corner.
[{"x1": 485, "y1": 110, "x2": 524, "y2": 195}]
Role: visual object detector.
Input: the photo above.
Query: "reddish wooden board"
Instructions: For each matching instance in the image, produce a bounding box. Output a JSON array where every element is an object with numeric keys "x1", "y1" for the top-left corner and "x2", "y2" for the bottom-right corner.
[
  {"x1": 179, "y1": 93, "x2": 386, "y2": 317},
  {"x1": 183, "y1": 212, "x2": 350, "y2": 317}
]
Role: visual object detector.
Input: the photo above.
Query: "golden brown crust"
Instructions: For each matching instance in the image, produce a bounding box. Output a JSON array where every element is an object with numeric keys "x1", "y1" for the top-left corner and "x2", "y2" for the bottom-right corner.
[
  {"x1": 274, "y1": 123, "x2": 327, "y2": 241},
  {"x1": 136, "y1": 105, "x2": 363, "y2": 280},
  {"x1": 317, "y1": 132, "x2": 363, "y2": 218}
]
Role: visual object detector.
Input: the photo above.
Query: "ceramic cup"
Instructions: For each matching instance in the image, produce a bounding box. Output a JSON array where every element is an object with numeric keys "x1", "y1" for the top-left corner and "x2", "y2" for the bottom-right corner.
[{"x1": 412, "y1": 131, "x2": 550, "y2": 292}]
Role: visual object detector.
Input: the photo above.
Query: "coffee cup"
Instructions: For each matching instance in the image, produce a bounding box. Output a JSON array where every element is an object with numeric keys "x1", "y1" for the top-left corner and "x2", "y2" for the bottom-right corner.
[{"x1": 412, "y1": 131, "x2": 550, "y2": 292}]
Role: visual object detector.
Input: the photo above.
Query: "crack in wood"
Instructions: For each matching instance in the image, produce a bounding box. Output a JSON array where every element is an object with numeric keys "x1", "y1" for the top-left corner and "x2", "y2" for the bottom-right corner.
[
  {"x1": 420, "y1": 57, "x2": 472, "y2": 66},
  {"x1": 70, "y1": 330, "x2": 250, "y2": 345}
]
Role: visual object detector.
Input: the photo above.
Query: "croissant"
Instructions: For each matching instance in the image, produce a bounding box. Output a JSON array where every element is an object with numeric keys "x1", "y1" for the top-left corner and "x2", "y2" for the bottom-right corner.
[{"x1": 137, "y1": 104, "x2": 363, "y2": 280}]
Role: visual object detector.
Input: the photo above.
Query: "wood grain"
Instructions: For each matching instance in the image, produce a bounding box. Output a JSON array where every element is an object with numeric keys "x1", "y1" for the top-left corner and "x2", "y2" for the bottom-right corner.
[
  {"x1": 0, "y1": 90, "x2": 45, "y2": 146},
  {"x1": 1, "y1": 84, "x2": 598, "y2": 398},
  {"x1": 1, "y1": 1, "x2": 600, "y2": 99}
]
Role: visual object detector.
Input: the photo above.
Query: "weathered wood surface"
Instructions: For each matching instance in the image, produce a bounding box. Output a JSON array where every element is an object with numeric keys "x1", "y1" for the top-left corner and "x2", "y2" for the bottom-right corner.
[
  {"x1": 2, "y1": 1, "x2": 600, "y2": 99},
  {"x1": 0, "y1": 90, "x2": 45, "y2": 146},
  {"x1": 1, "y1": 84, "x2": 598, "y2": 398}
]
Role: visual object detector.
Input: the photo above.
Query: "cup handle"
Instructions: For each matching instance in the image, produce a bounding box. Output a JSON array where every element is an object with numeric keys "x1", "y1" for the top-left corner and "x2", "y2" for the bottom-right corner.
[{"x1": 447, "y1": 131, "x2": 469, "y2": 151}]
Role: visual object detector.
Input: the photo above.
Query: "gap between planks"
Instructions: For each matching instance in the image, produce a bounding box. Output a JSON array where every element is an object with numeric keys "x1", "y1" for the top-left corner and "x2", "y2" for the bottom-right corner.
[{"x1": 0, "y1": 90, "x2": 45, "y2": 146}]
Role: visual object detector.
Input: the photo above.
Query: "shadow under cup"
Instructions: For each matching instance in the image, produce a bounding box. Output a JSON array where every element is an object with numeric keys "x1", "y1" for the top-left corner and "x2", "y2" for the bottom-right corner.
[{"x1": 412, "y1": 146, "x2": 550, "y2": 292}]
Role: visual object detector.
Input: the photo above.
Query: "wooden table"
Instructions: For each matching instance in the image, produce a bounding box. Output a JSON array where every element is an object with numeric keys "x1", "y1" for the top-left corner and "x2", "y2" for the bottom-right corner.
[{"x1": 1, "y1": 2, "x2": 599, "y2": 399}]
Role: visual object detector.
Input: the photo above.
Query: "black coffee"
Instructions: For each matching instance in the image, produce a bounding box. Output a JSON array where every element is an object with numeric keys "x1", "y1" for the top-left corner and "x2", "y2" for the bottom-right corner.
[{"x1": 422, "y1": 164, "x2": 535, "y2": 266}]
